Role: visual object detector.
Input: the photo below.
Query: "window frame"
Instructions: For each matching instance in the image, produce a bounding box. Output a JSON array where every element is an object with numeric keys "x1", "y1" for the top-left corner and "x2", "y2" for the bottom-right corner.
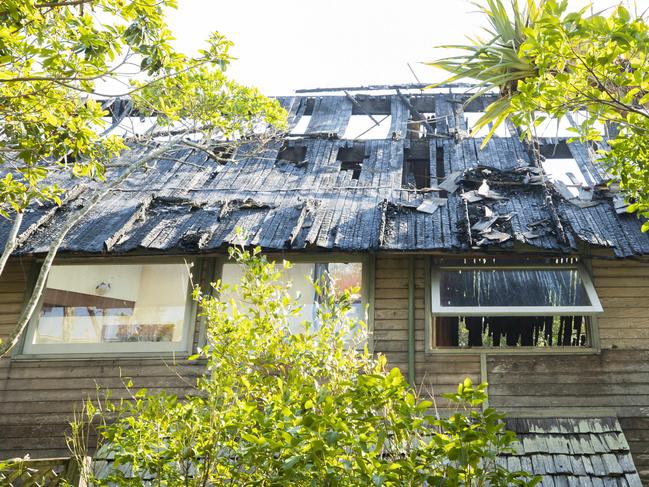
[
  {"x1": 426, "y1": 260, "x2": 603, "y2": 355},
  {"x1": 431, "y1": 264, "x2": 603, "y2": 317},
  {"x1": 213, "y1": 253, "x2": 374, "y2": 350},
  {"x1": 18, "y1": 257, "x2": 200, "y2": 358}
]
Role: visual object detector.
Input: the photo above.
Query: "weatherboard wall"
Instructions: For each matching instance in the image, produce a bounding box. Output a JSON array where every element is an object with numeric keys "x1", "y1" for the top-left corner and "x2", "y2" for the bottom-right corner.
[
  {"x1": 484, "y1": 258, "x2": 649, "y2": 482},
  {"x1": 1, "y1": 255, "x2": 649, "y2": 481}
]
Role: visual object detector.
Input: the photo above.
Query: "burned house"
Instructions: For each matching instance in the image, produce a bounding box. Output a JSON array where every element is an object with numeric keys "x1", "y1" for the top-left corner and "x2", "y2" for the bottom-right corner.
[{"x1": 1, "y1": 87, "x2": 648, "y2": 485}]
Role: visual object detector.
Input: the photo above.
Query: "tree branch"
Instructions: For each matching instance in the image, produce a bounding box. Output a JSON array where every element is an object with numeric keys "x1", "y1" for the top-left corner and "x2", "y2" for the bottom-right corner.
[
  {"x1": 564, "y1": 32, "x2": 649, "y2": 121},
  {"x1": 0, "y1": 60, "x2": 128, "y2": 84},
  {"x1": 49, "y1": 58, "x2": 212, "y2": 99},
  {"x1": 0, "y1": 212, "x2": 23, "y2": 278},
  {"x1": 35, "y1": 0, "x2": 92, "y2": 8}
]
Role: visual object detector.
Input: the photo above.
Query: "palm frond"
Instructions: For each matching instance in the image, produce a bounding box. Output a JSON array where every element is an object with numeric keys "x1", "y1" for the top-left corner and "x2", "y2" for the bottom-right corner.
[{"x1": 428, "y1": 0, "x2": 546, "y2": 144}]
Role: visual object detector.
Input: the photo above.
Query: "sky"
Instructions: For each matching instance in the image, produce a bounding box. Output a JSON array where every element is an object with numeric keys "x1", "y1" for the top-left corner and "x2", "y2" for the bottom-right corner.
[{"x1": 165, "y1": 0, "x2": 649, "y2": 95}]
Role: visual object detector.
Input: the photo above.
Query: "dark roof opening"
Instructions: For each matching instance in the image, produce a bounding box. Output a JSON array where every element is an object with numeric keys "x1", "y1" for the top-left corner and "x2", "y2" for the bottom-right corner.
[
  {"x1": 337, "y1": 144, "x2": 366, "y2": 180},
  {"x1": 277, "y1": 142, "x2": 307, "y2": 167},
  {"x1": 539, "y1": 140, "x2": 572, "y2": 159},
  {"x1": 211, "y1": 144, "x2": 235, "y2": 164},
  {"x1": 402, "y1": 140, "x2": 431, "y2": 189}
]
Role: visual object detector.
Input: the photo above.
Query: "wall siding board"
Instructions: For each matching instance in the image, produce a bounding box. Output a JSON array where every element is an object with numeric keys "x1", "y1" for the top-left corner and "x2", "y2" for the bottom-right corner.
[
  {"x1": 0, "y1": 258, "x2": 31, "y2": 342},
  {"x1": 2, "y1": 255, "x2": 649, "y2": 482},
  {"x1": 484, "y1": 259, "x2": 649, "y2": 482},
  {"x1": 0, "y1": 257, "x2": 202, "y2": 458}
]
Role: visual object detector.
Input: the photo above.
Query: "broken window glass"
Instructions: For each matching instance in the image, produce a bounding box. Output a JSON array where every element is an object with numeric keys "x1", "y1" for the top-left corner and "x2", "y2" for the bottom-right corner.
[{"x1": 434, "y1": 315, "x2": 591, "y2": 348}]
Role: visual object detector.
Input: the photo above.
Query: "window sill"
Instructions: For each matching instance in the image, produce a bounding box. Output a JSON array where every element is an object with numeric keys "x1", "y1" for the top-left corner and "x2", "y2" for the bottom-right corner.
[
  {"x1": 425, "y1": 347, "x2": 601, "y2": 356},
  {"x1": 11, "y1": 351, "x2": 198, "y2": 362}
]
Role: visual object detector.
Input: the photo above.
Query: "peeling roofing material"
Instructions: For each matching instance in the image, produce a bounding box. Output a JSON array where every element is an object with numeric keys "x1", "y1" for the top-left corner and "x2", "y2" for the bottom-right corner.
[
  {"x1": 3, "y1": 92, "x2": 649, "y2": 257},
  {"x1": 502, "y1": 417, "x2": 642, "y2": 486}
]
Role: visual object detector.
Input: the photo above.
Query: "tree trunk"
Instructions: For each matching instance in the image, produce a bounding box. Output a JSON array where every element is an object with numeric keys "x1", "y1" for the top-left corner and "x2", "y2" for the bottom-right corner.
[{"x1": 0, "y1": 212, "x2": 24, "y2": 278}]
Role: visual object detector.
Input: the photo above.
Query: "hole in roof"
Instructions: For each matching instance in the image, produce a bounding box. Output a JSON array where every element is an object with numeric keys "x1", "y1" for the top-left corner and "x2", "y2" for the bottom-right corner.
[
  {"x1": 407, "y1": 113, "x2": 436, "y2": 139},
  {"x1": 337, "y1": 145, "x2": 365, "y2": 180},
  {"x1": 436, "y1": 146, "x2": 445, "y2": 191},
  {"x1": 290, "y1": 115, "x2": 312, "y2": 135},
  {"x1": 277, "y1": 142, "x2": 307, "y2": 166},
  {"x1": 402, "y1": 141, "x2": 431, "y2": 189},
  {"x1": 540, "y1": 142, "x2": 587, "y2": 197},
  {"x1": 542, "y1": 159, "x2": 587, "y2": 197},
  {"x1": 343, "y1": 115, "x2": 391, "y2": 140},
  {"x1": 210, "y1": 144, "x2": 235, "y2": 165},
  {"x1": 539, "y1": 141, "x2": 573, "y2": 159},
  {"x1": 463, "y1": 112, "x2": 510, "y2": 137}
]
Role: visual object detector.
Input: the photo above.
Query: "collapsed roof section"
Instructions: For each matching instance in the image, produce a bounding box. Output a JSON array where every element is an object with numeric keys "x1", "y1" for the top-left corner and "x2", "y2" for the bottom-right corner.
[{"x1": 3, "y1": 91, "x2": 649, "y2": 258}]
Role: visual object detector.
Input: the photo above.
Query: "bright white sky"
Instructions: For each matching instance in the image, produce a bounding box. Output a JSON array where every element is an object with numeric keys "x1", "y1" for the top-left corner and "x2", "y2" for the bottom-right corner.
[{"x1": 165, "y1": 0, "x2": 649, "y2": 95}]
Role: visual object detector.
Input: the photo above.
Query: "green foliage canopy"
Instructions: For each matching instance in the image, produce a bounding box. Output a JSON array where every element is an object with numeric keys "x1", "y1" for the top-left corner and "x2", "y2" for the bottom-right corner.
[
  {"x1": 430, "y1": 0, "x2": 649, "y2": 228},
  {"x1": 68, "y1": 247, "x2": 539, "y2": 486},
  {"x1": 0, "y1": 0, "x2": 286, "y2": 216}
]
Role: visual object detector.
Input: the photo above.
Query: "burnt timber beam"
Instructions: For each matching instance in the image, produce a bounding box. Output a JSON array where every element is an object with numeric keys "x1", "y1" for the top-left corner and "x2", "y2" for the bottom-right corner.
[
  {"x1": 396, "y1": 89, "x2": 435, "y2": 135},
  {"x1": 344, "y1": 91, "x2": 381, "y2": 127},
  {"x1": 296, "y1": 82, "x2": 476, "y2": 93}
]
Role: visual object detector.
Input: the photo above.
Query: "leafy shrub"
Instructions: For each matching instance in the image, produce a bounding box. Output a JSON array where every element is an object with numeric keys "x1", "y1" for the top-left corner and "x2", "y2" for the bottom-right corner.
[{"x1": 70, "y1": 247, "x2": 539, "y2": 486}]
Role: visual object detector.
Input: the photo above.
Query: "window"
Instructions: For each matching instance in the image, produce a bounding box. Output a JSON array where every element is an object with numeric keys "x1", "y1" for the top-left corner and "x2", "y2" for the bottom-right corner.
[
  {"x1": 430, "y1": 264, "x2": 602, "y2": 350},
  {"x1": 220, "y1": 260, "x2": 366, "y2": 346},
  {"x1": 23, "y1": 262, "x2": 195, "y2": 355}
]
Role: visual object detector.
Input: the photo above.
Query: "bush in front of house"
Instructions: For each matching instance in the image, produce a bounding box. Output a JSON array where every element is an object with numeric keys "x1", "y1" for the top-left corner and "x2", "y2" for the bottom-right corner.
[{"x1": 69, "y1": 246, "x2": 539, "y2": 486}]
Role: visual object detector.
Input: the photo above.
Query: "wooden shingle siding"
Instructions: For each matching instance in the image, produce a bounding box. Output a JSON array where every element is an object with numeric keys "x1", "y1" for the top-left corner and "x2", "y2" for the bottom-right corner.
[
  {"x1": 0, "y1": 358, "x2": 199, "y2": 457},
  {"x1": 592, "y1": 260, "x2": 649, "y2": 350},
  {"x1": 373, "y1": 256, "x2": 409, "y2": 374}
]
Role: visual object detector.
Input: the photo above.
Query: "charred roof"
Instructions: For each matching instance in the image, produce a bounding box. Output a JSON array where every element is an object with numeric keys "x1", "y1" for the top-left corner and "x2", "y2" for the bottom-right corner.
[{"x1": 3, "y1": 90, "x2": 649, "y2": 258}]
